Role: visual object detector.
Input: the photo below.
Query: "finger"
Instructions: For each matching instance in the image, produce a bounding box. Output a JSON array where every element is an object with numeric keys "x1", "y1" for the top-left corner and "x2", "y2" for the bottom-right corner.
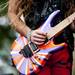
[
  {"x1": 32, "y1": 41, "x2": 44, "y2": 45},
  {"x1": 33, "y1": 34, "x2": 46, "y2": 39},
  {"x1": 33, "y1": 37, "x2": 45, "y2": 42},
  {"x1": 31, "y1": 36, "x2": 45, "y2": 45},
  {"x1": 36, "y1": 30, "x2": 47, "y2": 36}
]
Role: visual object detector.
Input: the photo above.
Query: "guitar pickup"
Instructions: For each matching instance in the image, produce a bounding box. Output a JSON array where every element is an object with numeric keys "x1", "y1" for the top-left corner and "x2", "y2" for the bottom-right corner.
[
  {"x1": 19, "y1": 44, "x2": 33, "y2": 58},
  {"x1": 29, "y1": 42, "x2": 38, "y2": 51},
  {"x1": 19, "y1": 42, "x2": 38, "y2": 58}
]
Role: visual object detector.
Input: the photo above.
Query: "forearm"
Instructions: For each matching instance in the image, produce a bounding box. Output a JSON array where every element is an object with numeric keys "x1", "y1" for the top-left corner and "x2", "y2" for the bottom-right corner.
[
  {"x1": 8, "y1": 12, "x2": 31, "y2": 36},
  {"x1": 8, "y1": 0, "x2": 31, "y2": 36}
]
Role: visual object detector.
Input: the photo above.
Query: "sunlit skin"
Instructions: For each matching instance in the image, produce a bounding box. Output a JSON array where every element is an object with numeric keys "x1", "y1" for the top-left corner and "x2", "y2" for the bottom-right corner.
[{"x1": 30, "y1": 29, "x2": 47, "y2": 45}]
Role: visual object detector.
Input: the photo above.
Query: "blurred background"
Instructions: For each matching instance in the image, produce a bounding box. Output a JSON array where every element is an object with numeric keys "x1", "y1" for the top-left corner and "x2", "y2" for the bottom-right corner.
[
  {"x1": 0, "y1": 0, "x2": 19, "y2": 75},
  {"x1": 0, "y1": 0, "x2": 75, "y2": 75}
]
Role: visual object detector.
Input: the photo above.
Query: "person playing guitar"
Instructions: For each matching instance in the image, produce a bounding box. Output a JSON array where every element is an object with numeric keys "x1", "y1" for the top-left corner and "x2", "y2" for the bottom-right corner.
[{"x1": 8, "y1": 0, "x2": 75, "y2": 75}]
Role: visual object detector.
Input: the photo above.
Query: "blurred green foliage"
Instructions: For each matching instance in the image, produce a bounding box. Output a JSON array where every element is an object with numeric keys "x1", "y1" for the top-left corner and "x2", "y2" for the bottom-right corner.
[
  {"x1": 0, "y1": 0, "x2": 8, "y2": 16},
  {"x1": 0, "y1": 0, "x2": 16, "y2": 60},
  {"x1": 0, "y1": 26, "x2": 16, "y2": 49},
  {"x1": 0, "y1": 0, "x2": 16, "y2": 48}
]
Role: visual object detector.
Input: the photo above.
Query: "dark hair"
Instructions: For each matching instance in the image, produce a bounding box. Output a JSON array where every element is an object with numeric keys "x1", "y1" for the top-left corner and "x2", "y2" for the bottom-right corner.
[
  {"x1": 19, "y1": 0, "x2": 33, "y2": 16},
  {"x1": 10, "y1": 0, "x2": 75, "y2": 18},
  {"x1": 64, "y1": 0, "x2": 75, "y2": 17}
]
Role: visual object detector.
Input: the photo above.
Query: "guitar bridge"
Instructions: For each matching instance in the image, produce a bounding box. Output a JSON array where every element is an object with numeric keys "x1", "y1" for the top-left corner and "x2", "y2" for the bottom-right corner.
[{"x1": 19, "y1": 42, "x2": 38, "y2": 58}]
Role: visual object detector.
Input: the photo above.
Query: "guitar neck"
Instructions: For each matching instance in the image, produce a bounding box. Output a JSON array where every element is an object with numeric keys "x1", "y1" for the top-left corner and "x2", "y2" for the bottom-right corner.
[{"x1": 47, "y1": 12, "x2": 75, "y2": 39}]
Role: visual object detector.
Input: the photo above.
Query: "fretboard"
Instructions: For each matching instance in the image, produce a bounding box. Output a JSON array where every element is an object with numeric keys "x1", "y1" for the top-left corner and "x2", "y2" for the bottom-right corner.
[{"x1": 47, "y1": 12, "x2": 75, "y2": 39}]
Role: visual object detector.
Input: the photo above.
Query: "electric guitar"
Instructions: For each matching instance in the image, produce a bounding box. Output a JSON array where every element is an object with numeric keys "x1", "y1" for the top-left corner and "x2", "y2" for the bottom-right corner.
[{"x1": 10, "y1": 10, "x2": 75, "y2": 75}]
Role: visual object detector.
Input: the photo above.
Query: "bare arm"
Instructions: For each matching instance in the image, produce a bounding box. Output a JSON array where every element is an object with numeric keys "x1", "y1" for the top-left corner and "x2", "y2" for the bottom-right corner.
[
  {"x1": 8, "y1": 0, "x2": 31, "y2": 36},
  {"x1": 8, "y1": 0, "x2": 47, "y2": 45}
]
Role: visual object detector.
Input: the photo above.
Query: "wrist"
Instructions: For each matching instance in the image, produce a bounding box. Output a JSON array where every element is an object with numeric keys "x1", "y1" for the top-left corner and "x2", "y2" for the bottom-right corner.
[{"x1": 26, "y1": 30, "x2": 33, "y2": 41}]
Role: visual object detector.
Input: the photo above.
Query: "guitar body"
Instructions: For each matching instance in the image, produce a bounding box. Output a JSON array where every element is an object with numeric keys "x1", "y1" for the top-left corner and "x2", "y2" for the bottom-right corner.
[
  {"x1": 11, "y1": 10, "x2": 67, "y2": 75},
  {"x1": 11, "y1": 36, "x2": 65, "y2": 75}
]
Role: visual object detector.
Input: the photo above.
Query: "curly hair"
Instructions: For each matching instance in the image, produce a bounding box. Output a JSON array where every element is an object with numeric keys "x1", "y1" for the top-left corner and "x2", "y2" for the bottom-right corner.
[
  {"x1": 63, "y1": 0, "x2": 75, "y2": 17},
  {"x1": 20, "y1": 0, "x2": 32, "y2": 14},
  {"x1": 15, "y1": 0, "x2": 33, "y2": 17},
  {"x1": 8, "y1": 0, "x2": 75, "y2": 17},
  {"x1": 21, "y1": 0, "x2": 75, "y2": 15}
]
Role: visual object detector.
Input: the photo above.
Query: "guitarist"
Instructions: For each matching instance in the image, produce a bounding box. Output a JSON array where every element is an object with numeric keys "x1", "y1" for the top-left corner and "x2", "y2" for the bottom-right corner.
[{"x1": 8, "y1": 0, "x2": 75, "y2": 75}]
